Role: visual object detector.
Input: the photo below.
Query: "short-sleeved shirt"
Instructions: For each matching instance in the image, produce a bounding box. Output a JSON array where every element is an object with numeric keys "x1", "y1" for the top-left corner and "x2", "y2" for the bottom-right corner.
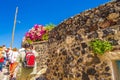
[{"x1": 17, "y1": 48, "x2": 38, "y2": 80}]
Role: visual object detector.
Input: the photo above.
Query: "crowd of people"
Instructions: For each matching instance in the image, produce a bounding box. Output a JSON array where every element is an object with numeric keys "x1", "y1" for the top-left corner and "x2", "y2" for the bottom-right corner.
[{"x1": 0, "y1": 43, "x2": 38, "y2": 80}]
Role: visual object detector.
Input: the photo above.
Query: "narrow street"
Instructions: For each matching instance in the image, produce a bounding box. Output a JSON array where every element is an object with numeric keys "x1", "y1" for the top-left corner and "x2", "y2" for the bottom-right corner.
[{"x1": 0, "y1": 66, "x2": 9, "y2": 80}]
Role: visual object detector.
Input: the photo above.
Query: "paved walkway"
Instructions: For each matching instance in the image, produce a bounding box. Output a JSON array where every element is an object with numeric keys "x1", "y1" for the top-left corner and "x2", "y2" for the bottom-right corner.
[
  {"x1": 0, "y1": 66, "x2": 47, "y2": 80},
  {"x1": 0, "y1": 66, "x2": 9, "y2": 80}
]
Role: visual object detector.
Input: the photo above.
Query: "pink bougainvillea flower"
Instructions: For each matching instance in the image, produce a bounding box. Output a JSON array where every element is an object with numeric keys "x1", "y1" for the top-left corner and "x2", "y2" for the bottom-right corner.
[
  {"x1": 31, "y1": 28, "x2": 35, "y2": 32},
  {"x1": 30, "y1": 35, "x2": 35, "y2": 40},
  {"x1": 36, "y1": 32, "x2": 41, "y2": 36},
  {"x1": 40, "y1": 30, "x2": 46, "y2": 35},
  {"x1": 38, "y1": 25, "x2": 43, "y2": 27},
  {"x1": 34, "y1": 24, "x2": 38, "y2": 27},
  {"x1": 25, "y1": 32, "x2": 30, "y2": 37},
  {"x1": 37, "y1": 26, "x2": 42, "y2": 31},
  {"x1": 23, "y1": 24, "x2": 51, "y2": 43},
  {"x1": 37, "y1": 28, "x2": 42, "y2": 32},
  {"x1": 30, "y1": 32, "x2": 35, "y2": 36},
  {"x1": 34, "y1": 24, "x2": 39, "y2": 30}
]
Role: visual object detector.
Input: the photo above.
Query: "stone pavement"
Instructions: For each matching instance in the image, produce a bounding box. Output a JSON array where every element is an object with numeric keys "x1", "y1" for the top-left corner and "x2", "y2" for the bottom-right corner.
[
  {"x1": 0, "y1": 66, "x2": 47, "y2": 80},
  {"x1": 0, "y1": 66, "x2": 9, "y2": 80}
]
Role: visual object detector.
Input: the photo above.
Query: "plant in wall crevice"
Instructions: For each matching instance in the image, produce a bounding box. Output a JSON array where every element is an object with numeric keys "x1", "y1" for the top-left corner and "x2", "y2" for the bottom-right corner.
[{"x1": 89, "y1": 39, "x2": 113, "y2": 55}]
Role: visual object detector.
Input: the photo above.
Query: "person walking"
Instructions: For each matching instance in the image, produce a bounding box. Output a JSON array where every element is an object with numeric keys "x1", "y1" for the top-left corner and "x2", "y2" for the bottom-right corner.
[
  {"x1": 17, "y1": 43, "x2": 38, "y2": 80},
  {"x1": 2, "y1": 45, "x2": 7, "y2": 67},
  {"x1": 0, "y1": 47, "x2": 4, "y2": 72},
  {"x1": 9, "y1": 48, "x2": 19, "y2": 80}
]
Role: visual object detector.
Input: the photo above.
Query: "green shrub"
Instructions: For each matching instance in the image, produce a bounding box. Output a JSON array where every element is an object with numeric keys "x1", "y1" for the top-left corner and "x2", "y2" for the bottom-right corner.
[
  {"x1": 90, "y1": 39, "x2": 113, "y2": 55},
  {"x1": 42, "y1": 23, "x2": 55, "y2": 40},
  {"x1": 45, "y1": 23, "x2": 55, "y2": 31}
]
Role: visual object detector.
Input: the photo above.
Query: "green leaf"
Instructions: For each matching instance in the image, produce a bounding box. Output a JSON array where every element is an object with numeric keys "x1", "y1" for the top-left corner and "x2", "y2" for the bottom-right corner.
[
  {"x1": 89, "y1": 39, "x2": 113, "y2": 55},
  {"x1": 45, "y1": 23, "x2": 55, "y2": 31}
]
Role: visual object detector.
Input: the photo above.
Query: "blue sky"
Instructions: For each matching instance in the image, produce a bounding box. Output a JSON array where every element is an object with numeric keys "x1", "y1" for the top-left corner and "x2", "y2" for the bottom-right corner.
[{"x1": 0, "y1": 0, "x2": 110, "y2": 49}]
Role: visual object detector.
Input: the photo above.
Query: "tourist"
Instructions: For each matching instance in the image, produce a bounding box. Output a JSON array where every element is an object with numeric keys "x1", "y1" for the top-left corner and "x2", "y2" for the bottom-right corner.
[
  {"x1": 5, "y1": 48, "x2": 10, "y2": 67},
  {"x1": 7, "y1": 47, "x2": 13, "y2": 61},
  {"x1": 9, "y1": 48, "x2": 19, "y2": 79},
  {"x1": 17, "y1": 43, "x2": 38, "y2": 80},
  {"x1": 0, "y1": 47, "x2": 4, "y2": 72},
  {"x1": 2, "y1": 45, "x2": 7, "y2": 67}
]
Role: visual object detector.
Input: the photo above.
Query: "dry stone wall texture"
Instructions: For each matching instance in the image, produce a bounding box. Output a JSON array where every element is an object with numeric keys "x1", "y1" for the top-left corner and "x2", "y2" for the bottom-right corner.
[
  {"x1": 33, "y1": 41, "x2": 48, "y2": 73},
  {"x1": 45, "y1": 1, "x2": 120, "y2": 80}
]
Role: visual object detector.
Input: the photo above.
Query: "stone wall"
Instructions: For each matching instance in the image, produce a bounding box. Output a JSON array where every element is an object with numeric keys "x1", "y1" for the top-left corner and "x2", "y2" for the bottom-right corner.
[
  {"x1": 33, "y1": 41, "x2": 48, "y2": 73},
  {"x1": 45, "y1": 1, "x2": 120, "y2": 80}
]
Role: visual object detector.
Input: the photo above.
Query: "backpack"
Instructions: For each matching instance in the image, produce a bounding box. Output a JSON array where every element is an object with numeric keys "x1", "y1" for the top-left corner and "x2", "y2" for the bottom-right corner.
[
  {"x1": 23, "y1": 51, "x2": 35, "y2": 68},
  {"x1": 0, "y1": 52, "x2": 4, "y2": 63},
  {"x1": 0, "y1": 57, "x2": 4, "y2": 63}
]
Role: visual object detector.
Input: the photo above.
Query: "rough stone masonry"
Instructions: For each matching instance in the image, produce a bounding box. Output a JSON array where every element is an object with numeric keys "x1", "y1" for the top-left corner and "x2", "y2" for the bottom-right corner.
[{"x1": 35, "y1": 1, "x2": 120, "y2": 80}]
